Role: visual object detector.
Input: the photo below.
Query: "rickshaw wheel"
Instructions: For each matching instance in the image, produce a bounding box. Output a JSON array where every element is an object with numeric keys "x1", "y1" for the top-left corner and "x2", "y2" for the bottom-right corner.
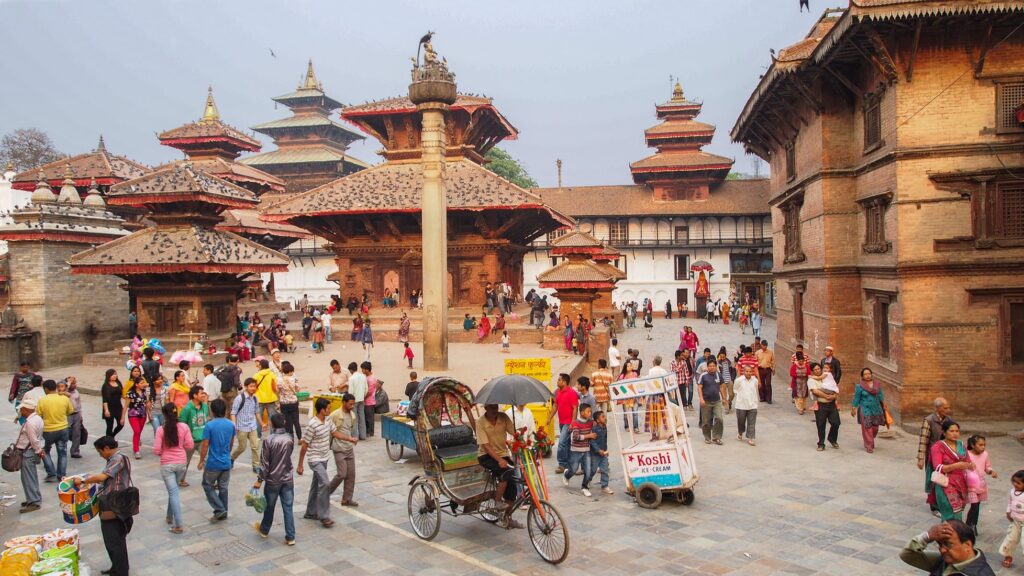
[
  {"x1": 635, "y1": 482, "x2": 662, "y2": 509},
  {"x1": 385, "y1": 440, "x2": 404, "y2": 461},
  {"x1": 408, "y1": 480, "x2": 441, "y2": 540},
  {"x1": 527, "y1": 500, "x2": 570, "y2": 564},
  {"x1": 478, "y1": 499, "x2": 502, "y2": 523}
]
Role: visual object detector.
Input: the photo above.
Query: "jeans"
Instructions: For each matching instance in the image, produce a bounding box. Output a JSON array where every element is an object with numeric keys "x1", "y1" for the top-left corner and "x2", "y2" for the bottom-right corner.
[
  {"x1": 736, "y1": 408, "x2": 757, "y2": 440},
  {"x1": 261, "y1": 483, "x2": 295, "y2": 541},
  {"x1": 281, "y1": 403, "x2": 301, "y2": 438},
  {"x1": 202, "y1": 469, "x2": 231, "y2": 516},
  {"x1": 324, "y1": 326, "x2": 332, "y2": 342},
  {"x1": 231, "y1": 429, "x2": 261, "y2": 471},
  {"x1": 556, "y1": 424, "x2": 571, "y2": 468},
  {"x1": 20, "y1": 449, "x2": 41, "y2": 505},
  {"x1": 328, "y1": 449, "x2": 356, "y2": 504},
  {"x1": 700, "y1": 401, "x2": 724, "y2": 441},
  {"x1": 815, "y1": 402, "x2": 841, "y2": 447},
  {"x1": 593, "y1": 453, "x2": 609, "y2": 488},
  {"x1": 363, "y1": 405, "x2": 375, "y2": 436},
  {"x1": 150, "y1": 412, "x2": 164, "y2": 435},
  {"x1": 160, "y1": 463, "x2": 187, "y2": 528},
  {"x1": 684, "y1": 378, "x2": 695, "y2": 407},
  {"x1": 259, "y1": 402, "x2": 278, "y2": 427},
  {"x1": 42, "y1": 428, "x2": 69, "y2": 479},
  {"x1": 564, "y1": 451, "x2": 594, "y2": 489},
  {"x1": 354, "y1": 401, "x2": 366, "y2": 440},
  {"x1": 104, "y1": 415, "x2": 124, "y2": 438},
  {"x1": 622, "y1": 408, "x2": 639, "y2": 431},
  {"x1": 100, "y1": 516, "x2": 133, "y2": 576},
  {"x1": 305, "y1": 460, "x2": 331, "y2": 520},
  {"x1": 68, "y1": 412, "x2": 83, "y2": 456}
]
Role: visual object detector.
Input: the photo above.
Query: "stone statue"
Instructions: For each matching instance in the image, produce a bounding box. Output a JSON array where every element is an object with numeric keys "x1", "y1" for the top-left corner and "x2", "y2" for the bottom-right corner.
[{"x1": 1, "y1": 304, "x2": 16, "y2": 328}]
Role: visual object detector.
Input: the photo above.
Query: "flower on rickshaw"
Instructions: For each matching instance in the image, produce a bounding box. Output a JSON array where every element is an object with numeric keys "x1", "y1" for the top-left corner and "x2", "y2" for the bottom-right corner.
[
  {"x1": 511, "y1": 426, "x2": 534, "y2": 453},
  {"x1": 532, "y1": 426, "x2": 552, "y2": 453}
]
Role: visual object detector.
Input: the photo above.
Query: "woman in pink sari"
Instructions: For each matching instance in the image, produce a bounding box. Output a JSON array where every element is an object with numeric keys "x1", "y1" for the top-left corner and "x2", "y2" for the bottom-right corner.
[{"x1": 928, "y1": 420, "x2": 974, "y2": 521}]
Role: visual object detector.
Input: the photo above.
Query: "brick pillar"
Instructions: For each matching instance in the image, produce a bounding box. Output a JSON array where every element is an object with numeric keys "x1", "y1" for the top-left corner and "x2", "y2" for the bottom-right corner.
[{"x1": 588, "y1": 325, "x2": 610, "y2": 365}]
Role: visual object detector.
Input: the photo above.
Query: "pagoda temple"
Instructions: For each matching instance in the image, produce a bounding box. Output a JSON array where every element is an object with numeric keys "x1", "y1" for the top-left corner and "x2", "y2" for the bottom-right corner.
[
  {"x1": 539, "y1": 229, "x2": 622, "y2": 328},
  {"x1": 630, "y1": 82, "x2": 734, "y2": 201},
  {"x1": 240, "y1": 60, "x2": 370, "y2": 195},
  {"x1": 69, "y1": 164, "x2": 289, "y2": 335},
  {"x1": 0, "y1": 170, "x2": 128, "y2": 369},
  {"x1": 261, "y1": 86, "x2": 572, "y2": 306}
]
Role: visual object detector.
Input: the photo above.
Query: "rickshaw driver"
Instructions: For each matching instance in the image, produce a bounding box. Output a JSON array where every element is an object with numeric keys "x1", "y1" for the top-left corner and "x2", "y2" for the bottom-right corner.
[{"x1": 476, "y1": 403, "x2": 523, "y2": 529}]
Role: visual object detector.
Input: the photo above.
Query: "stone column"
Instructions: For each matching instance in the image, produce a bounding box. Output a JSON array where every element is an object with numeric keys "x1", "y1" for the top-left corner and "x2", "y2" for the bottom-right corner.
[{"x1": 419, "y1": 101, "x2": 450, "y2": 370}]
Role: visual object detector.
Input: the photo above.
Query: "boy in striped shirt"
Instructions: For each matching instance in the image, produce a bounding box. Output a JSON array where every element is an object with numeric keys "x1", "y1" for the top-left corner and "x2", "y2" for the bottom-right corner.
[{"x1": 561, "y1": 404, "x2": 597, "y2": 497}]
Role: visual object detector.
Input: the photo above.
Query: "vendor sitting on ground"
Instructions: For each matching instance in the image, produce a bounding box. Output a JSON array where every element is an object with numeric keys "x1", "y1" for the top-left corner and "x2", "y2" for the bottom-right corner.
[{"x1": 476, "y1": 403, "x2": 522, "y2": 529}]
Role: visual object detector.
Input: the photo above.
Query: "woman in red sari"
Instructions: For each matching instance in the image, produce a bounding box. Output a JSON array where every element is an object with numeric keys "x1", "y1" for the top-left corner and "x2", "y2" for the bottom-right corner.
[
  {"x1": 477, "y1": 315, "x2": 491, "y2": 343},
  {"x1": 492, "y1": 313, "x2": 506, "y2": 333},
  {"x1": 929, "y1": 420, "x2": 974, "y2": 521}
]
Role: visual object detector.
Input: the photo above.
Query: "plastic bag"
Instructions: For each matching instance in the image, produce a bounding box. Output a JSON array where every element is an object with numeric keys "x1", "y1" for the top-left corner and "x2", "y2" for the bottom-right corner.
[{"x1": 245, "y1": 488, "x2": 266, "y2": 514}]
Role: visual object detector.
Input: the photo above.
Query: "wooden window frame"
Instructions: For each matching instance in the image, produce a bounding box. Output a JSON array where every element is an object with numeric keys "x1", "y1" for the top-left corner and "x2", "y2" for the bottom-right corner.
[
  {"x1": 673, "y1": 225, "x2": 689, "y2": 244},
  {"x1": 789, "y1": 281, "x2": 806, "y2": 343},
  {"x1": 866, "y1": 289, "x2": 897, "y2": 361},
  {"x1": 781, "y1": 195, "x2": 806, "y2": 264},
  {"x1": 966, "y1": 288, "x2": 1024, "y2": 366},
  {"x1": 995, "y1": 80, "x2": 1024, "y2": 134},
  {"x1": 863, "y1": 89, "x2": 884, "y2": 153},
  {"x1": 994, "y1": 183, "x2": 1024, "y2": 239},
  {"x1": 608, "y1": 220, "x2": 628, "y2": 245},
  {"x1": 785, "y1": 142, "x2": 796, "y2": 183},
  {"x1": 674, "y1": 255, "x2": 690, "y2": 281},
  {"x1": 857, "y1": 192, "x2": 893, "y2": 253}
]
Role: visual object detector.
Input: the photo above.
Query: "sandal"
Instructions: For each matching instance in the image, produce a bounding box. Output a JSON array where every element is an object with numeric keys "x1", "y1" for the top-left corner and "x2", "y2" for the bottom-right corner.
[
  {"x1": 178, "y1": 481, "x2": 189, "y2": 488},
  {"x1": 1004, "y1": 558, "x2": 1013, "y2": 568}
]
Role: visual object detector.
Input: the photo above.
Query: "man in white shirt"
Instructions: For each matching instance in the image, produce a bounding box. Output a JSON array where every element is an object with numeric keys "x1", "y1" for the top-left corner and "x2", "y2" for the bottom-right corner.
[
  {"x1": 346, "y1": 362, "x2": 368, "y2": 440},
  {"x1": 733, "y1": 364, "x2": 760, "y2": 446},
  {"x1": 202, "y1": 364, "x2": 221, "y2": 400},
  {"x1": 647, "y1": 355, "x2": 669, "y2": 378},
  {"x1": 504, "y1": 405, "x2": 536, "y2": 440},
  {"x1": 607, "y1": 339, "x2": 622, "y2": 379},
  {"x1": 321, "y1": 311, "x2": 332, "y2": 343}
]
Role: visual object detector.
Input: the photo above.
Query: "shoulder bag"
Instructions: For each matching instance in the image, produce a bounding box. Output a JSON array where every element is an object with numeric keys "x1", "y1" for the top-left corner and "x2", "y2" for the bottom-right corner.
[{"x1": 1, "y1": 423, "x2": 27, "y2": 472}]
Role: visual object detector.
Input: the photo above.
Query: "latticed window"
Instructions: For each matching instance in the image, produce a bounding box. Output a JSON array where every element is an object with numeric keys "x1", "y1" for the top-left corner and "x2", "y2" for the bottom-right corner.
[
  {"x1": 996, "y1": 185, "x2": 1024, "y2": 238},
  {"x1": 782, "y1": 197, "x2": 805, "y2": 263},
  {"x1": 546, "y1": 228, "x2": 567, "y2": 244},
  {"x1": 864, "y1": 90, "x2": 883, "y2": 151},
  {"x1": 608, "y1": 220, "x2": 628, "y2": 244},
  {"x1": 862, "y1": 194, "x2": 892, "y2": 253},
  {"x1": 995, "y1": 81, "x2": 1024, "y2": 133}
]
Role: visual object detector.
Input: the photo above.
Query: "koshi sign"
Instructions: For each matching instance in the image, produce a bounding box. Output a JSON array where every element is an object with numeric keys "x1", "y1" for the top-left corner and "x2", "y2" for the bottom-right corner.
[{"x1": 625, "y1": 448, "x2": 687, "y2": 488}]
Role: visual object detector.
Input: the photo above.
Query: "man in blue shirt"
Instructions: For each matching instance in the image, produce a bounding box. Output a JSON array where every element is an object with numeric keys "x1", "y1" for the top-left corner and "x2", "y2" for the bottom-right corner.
[{"x1": 199, "y1": 398, "x2": 236, "y2": 522}]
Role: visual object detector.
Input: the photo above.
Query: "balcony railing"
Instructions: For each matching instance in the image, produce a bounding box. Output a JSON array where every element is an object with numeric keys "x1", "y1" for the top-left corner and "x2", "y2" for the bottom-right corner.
[{"x1": 543, "y1": 237, "x2": 771, "y2": 248}]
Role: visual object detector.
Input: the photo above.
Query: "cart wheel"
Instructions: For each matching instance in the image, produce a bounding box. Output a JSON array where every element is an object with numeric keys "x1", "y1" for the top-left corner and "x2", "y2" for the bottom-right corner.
[
  {"x1": 681, "y1": 489, "x2": 695, "y2": 506},
  {"x1": 408, "y1": 480, "x2": 441, "y2": 540},
  {"x1": 527, "y1": 499, "x2": 570, "y2": 565},
  {"x1": 478, "y1": 500, "x2": 502, "y2": 523},
  {"x1": 385, "y1": 440, "x2": 404, "y2": 462},
  {"x1": 635, "y1": 482, "x2": 662, "y2": 509}
]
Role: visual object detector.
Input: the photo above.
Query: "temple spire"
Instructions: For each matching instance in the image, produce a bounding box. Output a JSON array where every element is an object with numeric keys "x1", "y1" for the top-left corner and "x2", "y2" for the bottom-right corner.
[
  {"x1": 671, "y1": 81, "x2": 685, "y2": 102},
  {"x1": 83, "y1": 177, "x2": 106, "y2": 208},
  {"x1": 300, "y1": 59, "x2": 322, "y2": 91},
  {"x1": 96, "y1": 134, "x2": 107, "y2": 152},
  {"x1": 58, "y1": 162, "x2": 82, "y2": 204},
  {"x1": 31, "y1": 170, "x2": 56, "y2": 204},
  {"x1": 201, "y1": 86, "x2": 220, "y2": 124}
]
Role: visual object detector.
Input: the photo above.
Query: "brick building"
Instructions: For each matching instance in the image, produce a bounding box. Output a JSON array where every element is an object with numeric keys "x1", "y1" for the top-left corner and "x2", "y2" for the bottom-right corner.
[{"x1": 731, "y1": 1, "x2": 1024, "y2": 420}]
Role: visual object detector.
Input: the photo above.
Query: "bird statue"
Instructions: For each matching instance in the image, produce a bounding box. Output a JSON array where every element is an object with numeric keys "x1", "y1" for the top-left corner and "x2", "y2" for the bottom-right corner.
[{"x1": 800, "y1": 0, "x2": 809, "y2": 11}]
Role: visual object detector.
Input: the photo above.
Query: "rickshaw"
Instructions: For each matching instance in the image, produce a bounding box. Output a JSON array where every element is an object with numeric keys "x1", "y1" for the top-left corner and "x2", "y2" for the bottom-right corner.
[{"x1": 405, "y1": 376, "x2": 570, "y2": 564}]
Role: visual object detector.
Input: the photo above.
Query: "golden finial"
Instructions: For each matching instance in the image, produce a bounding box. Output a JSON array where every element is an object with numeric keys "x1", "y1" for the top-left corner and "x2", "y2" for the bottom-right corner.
[
  {"x1": 200, "y1": 86, "x2": 220, "y2": 124},
  {"x1": 300, "y1": 59, "x2": 322, "y2": 91},
  {"x1": 4, "y1": 161, "x2": 12, "y2": 172},
  {"x1": 96, "y1": 134, "x2": 106, "y2": 152},
  {"x1": 672, "y1": 81, "x2": 685, "y2": 102},
  {"x1": 63, "y1": 161, "x2": 74, "y2": 184}
]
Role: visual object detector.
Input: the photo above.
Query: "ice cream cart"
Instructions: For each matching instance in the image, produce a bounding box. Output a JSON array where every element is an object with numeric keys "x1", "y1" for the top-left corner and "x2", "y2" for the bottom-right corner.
[{"x1": 610, "y1": 373, "x2": 699, "y2": 509}]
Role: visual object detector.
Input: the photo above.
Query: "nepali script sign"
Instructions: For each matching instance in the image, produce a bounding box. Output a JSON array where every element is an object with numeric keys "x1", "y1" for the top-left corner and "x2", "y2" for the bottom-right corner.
[
  {"x1": 609, "y1": 373, "x2": 678, "y2": 401},
  {"x1": 504, "y1": 358, "x2": 552, "y2": 384}
]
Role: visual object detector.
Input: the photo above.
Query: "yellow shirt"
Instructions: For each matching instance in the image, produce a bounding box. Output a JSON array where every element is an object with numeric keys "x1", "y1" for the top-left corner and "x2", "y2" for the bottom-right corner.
[
  {"x1": 476, "y1": 413, "x2": 515, "y2": 458},
  {"x1": 254, "y1": 369, "x2": 278, "y2": 404},
  {"x1": 36, "y1": 393, "x2": 73, "y2": 432}
]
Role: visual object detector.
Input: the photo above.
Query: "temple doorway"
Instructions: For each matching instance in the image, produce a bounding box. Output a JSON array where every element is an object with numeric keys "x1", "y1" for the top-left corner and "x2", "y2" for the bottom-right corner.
[{"x1": 383, "y1": 269, "x2": 400, "y2": 297}]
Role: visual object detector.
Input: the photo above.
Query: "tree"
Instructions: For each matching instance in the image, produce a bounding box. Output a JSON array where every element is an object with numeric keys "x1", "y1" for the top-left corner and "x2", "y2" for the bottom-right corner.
[
  {"x1": 484, "y1": 147, "x2": 538, "y2": 189},
  {"x1": 0, "y1": 128, "x2": 63, "y2": 173}
]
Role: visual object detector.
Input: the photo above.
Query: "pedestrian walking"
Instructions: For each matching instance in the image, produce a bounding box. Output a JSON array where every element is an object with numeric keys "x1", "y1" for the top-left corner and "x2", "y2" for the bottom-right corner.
[
  {"x1": 362, "y1": 361, "x2": 377, "y2": 437},
  {"x1": 917, "y1": 397, "x2": 952, "y2": 516},
  {"x1": 278, "y1": 361, "x2": 302, "y2": 438},
  {"x1": 216, "y1": 354, "x2": 242, "y2": 409},
  {"x1": 75, "y1": 436, "x2": 135, "y2": 576},
  {"x1": 152, "y1": 403, "x2": 193, "y2": 534},
  {"x1": 733, "y1": 364, "x2": 759, "y2": 446},
  {"x1": 253, "y1": 359, "x2": 279, "y2": 430},
  {"x1": 820, "y1": 346, "x2": 842, "y2": 385},
  {"x1": 299, "y1": 398, "x2": 336, "y2": 528},
  {"x1": 790, "y1": 353, "x2": 810, "y2": 415},
  {"x1": 547, "y1": 373, "x2": 578, "y2": 474},
  {"x1": 348, "y1": 362, "x2": 368, "y2": 440},
  {"x1": 198, "y1": 398, "x2": 235, "y2": 522},
  {"x1": 608, "y1": 338, "x2": 622, "y2": 379},
  {"x1": 900, "y1": 520, "x2": 995, "y2": 575},
  {"x1": 62, "y1": 377, "x2": 84, "y2": 458},
  {"x1": 36, "y1": 379, "x2": 73, "y2": 482},
  {"x1": 328, "y1": 393, "x2": 359, "y2": 507},
  {"x1": 1000, "y1": 470, "x2": 1024, "y2": 569},
  {"x1": 716, "y1": 350, "x2": 734, "y2": 414},
  {"x1": 929, "y1": 420, "x2": 972, "y2": 521},
  {"x1": 124, "y1": 377, "x2": 150, "y2": 459},
  {"x1": 178, "y1": 385, "x2": 209, "y2": 486},
  {"x1": 167, "y1": 370, "x2": 191, "y2": 414},
  {"x1": 809, "y1": 363, "x2": 840, "y2": 450},
  {"x1": 253, "y1": 413, "x2": 297, "y2": 546},
  {"x1": 589, "y1": 410, "x2": 613, "y2": 494},
  {"x1": 562, "y1": 404, "x2": 596, "y2": 497},
  {"x1": 851, "y1": 368, "x2": 886, "y2": 453},
  {"x1": 697, "y1": 359, "x2": 724, "y2": 445},
  {"x1": 101, "y1": 369, "x2": 126, "y2": 438},
  {"x1": 150, "y1": 375, "x2": 167, "y2": 434},
  {"x1": 8, "y1": 361, "x2": 36, "y2": 420},
  {"x1": 670, "y1": 349, "x2": 694, "y2": 409},
  {"x1": 13, "y1": 397, "x2": 44, "y2": 513},
  {"x1": 755, "y1": 341, "x2": 775, "y2": 404},
  {"x1": 590, "y1": 359, "x2": 613, "y2": 414},
  {"x1": 965, "y1": 434, "x2": 996, "y2": 534},
  {"x1": 231, "y1": 379, "x2": 261, "y2": 473}
]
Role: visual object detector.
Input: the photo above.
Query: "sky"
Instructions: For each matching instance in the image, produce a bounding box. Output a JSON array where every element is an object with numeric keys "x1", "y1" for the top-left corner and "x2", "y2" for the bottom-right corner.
[{"x1": 0, "y1": 0, "x2": 821, "y2": 187}]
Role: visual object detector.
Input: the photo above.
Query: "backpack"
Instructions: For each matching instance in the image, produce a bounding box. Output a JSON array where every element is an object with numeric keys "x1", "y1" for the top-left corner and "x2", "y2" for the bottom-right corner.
[{"x1": 215, "y1": 365, "x2": 238, "y2": 394}]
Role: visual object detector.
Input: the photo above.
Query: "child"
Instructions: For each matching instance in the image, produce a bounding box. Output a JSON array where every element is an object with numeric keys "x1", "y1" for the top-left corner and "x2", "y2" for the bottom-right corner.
[
  {"x1": 361, "y1": 320, "x2": 374, "y2": 361},
  {"x1": 283, "y1": 331, "x2": 295, "y2": 353},
  {"x1": 501, "y1": 330, "x2": 510, "y2": 353},
  {"x1": 562, "y1": 403, "x2": 596, "y2": 497},
  {"x1": 589, "y1": 410, "x2": 613, "y2": 495},
  {"x1": 403, "y1": 342, "x2": 414, "y2": 368},
  {"x1": 966, "y1": 434, "x2": 997, "y2": 534},
  {"x1": 1000, "y1": 470, "x2": 1024, "y2": 569}
]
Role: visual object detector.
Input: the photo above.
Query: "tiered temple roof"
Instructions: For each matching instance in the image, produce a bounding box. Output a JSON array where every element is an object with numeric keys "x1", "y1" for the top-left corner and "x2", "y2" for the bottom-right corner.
[
  {"x1": 158, "y1": 87, "x2": 262, "y2": 157},
  {"x1": 539, "y1": 228, "x2": 621, "y2": 288},
  {"x1": 630, "y1": 82, "x2": 733, "y2": 185},
  {"x1": 11, "y1": 136, "x2": 150, "y2": 193}
]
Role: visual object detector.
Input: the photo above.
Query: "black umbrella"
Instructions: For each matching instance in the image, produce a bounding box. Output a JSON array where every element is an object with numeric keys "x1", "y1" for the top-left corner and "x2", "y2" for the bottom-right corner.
[{"x1": 475, "y1": 374, "x2": 552, "y2": 406}]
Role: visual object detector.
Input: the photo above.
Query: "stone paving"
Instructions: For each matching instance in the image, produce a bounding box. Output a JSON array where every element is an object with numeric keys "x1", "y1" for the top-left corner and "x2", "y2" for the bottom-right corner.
[{"x1": 2, "y1": 313, "x2": 1022, "y2": 575}]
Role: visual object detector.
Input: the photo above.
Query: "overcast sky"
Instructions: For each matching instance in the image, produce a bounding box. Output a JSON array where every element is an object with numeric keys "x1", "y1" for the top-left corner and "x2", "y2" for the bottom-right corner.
[{"x1": 0, "y1": 0, "x2": 819, "y2": 186}]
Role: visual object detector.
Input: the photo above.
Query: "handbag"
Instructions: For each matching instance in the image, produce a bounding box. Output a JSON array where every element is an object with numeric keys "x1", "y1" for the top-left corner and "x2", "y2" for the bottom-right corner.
[
  {"x1": 881, "y1": 401, "x2": 893, "y2": 429},
  {"x1": 2, "y1": 423, "x2": 27, "y2": 472},
  {"x1": 930, "y1": 469, "x2": 950, "y2": 488},
  {"x1": 98, "y1": 455, "x2": 139, "y2": 520}
]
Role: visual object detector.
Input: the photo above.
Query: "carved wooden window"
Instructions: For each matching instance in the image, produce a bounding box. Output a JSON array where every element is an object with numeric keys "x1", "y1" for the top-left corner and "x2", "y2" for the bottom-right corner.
[
  {"x1": 791, "y1": 283, "x2": 805, "y2": 342},
  {"x1": 781, "y1": 196, "x2": 805, "y2": 264},
  {"x1": 863, "y1": 90, "x2": 883, "y2": 151},
  {"x1": 874, "y1": 297, "x2": 891, "y2": 359},
  {"x1": 995, "y1": 185, "x2": 1024, "y2": 238},
  {"x1": 861, "y1": 194, "x2": 892, "y2": 253},
  {"x1": 546, "y1": 228, "x2": 566, "y2": 245},
  {"x1": 673, "y1": 225, "x2": 689, "y2": 244},
  {"x1": 674, "y1": 255, "x2": 689, "y2": 281},
  {"x1": 785, "y1": 142, "x2": 796, "y2": 182},
  {"x1": 995, "y1": 81, "x2": 1024, "y2": 134},
  {"x1": 1011, "y1": 302, "x2": 1024, "y2": 364},
  {"x1": 608, "y1": 220, "x2": 628, "y2": 245}
]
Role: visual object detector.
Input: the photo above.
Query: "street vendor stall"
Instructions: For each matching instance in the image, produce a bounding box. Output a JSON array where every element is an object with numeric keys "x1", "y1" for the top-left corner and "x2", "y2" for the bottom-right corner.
[{"x1": 610, "y1": 373, "x2": 699, "y2": 509}]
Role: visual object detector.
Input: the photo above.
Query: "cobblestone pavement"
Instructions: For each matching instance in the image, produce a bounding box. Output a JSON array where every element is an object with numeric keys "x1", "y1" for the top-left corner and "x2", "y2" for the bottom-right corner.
[{"x1": 2, "y1": 314, "x2": 1021, "y2": 575}]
